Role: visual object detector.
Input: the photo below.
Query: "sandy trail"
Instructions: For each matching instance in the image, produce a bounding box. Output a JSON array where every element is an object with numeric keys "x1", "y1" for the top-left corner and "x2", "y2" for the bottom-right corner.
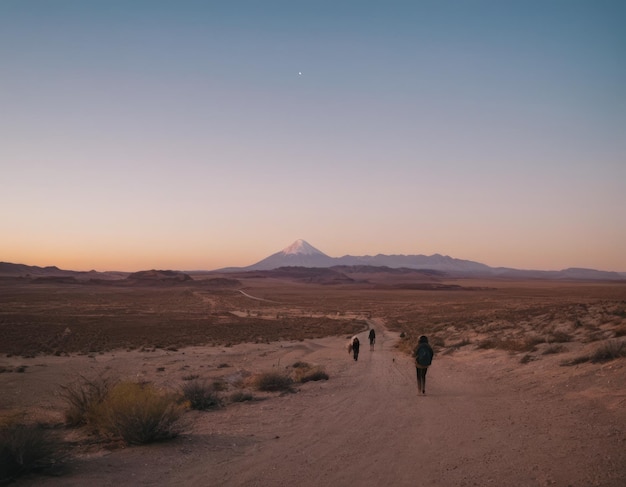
[{"x1": 12, "y1": 320, "x2": 626, "y2": 487}]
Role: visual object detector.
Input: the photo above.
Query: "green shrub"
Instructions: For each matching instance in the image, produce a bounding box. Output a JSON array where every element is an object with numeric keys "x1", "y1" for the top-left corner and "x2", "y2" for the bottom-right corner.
[
  {"x1": 0, "y1": 421, "x2": 60, "y2": 482},
  {"x1": 91, "y1": 381, "x2": 184, "y2": 445},
  {"x1": 59, "y1": 374, "x2": 115, "y2": 426},
  {"x1": 181, "y1": 380, "x2": 222, "y2": 410},
  {"x1": 252, "y1": 372, "x2": 293, "y2": 392}
]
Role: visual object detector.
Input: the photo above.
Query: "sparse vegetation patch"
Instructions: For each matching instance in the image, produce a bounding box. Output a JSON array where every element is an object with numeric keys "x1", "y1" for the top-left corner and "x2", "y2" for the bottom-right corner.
[
  {"x1": 59, "y1": 374, "x2": 115, "y2": 426},
  {"x1": 229, "y1": 391, "x2": 254, "y2": 403},
  {"x1": 290, "y1": 362, "x2": 329, "y2": 383},
  {"x1": 181, "y1": 379, "x2": 222, "y2": 410},
  {"x1": 0, "y1": 419, "x2": 61, "y2": 483},
  {"x1": 562, "y1": 339, "x2": 626, "y2": 366},
  {"x1": 90, "y1": 381, "x2": 185, "y2": 444},
  {"x1": 252, "y1": 372, "x2": 294, "y2": 392}
]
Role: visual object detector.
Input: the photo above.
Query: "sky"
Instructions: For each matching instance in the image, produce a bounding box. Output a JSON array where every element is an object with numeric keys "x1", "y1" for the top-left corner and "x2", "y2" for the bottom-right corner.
[{"x1": 1, "y1": 1, "x2": 625, "y2": 272}]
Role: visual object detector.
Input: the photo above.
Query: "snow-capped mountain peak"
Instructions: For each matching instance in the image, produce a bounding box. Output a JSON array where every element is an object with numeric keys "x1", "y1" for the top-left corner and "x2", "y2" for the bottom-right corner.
[{"x1": 281, "y1": 239, "x2": 326, "y2": 256}]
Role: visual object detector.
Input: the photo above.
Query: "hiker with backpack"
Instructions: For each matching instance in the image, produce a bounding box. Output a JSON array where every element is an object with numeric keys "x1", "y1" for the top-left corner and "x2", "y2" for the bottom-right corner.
[
  {"x1": 413, "y1": 335, "x2": 434, "y2": 394},
  {"x1": 368, "y1": 328, "x2": 376, "y2": 350}
]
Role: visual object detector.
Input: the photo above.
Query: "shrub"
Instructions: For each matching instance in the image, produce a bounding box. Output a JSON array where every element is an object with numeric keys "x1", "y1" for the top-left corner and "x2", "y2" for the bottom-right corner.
[
  {"x1": 181, "y1": 380, "x2": 222, "y2": 410},
  {"x1": 561, "y1": 355, "x2": 590, "y2": 367},
  {"x1": 590, "y1": 339, "x2": 626, "y2": 363},
  {"x1": 252, "y1": 372, "x2": 293, "y2": 392},
  {"x1": 519, "y1": 354, "x2": 534, "y2": 364},
  {"x1": 229, "y1": 391, "x2": 254, "y2": 403},
  {"x1": 59, "y1": 374, "x2": 115, "y2": 426},
  {"x1": 0, "y1": 421, "x2": 60, "y2": 482},
  {"x1": 297, "y1": 368, "x2": 329, "y2": 383},
  {"x1": 562, "y1": 339, "x2": 626, "y2": 366},
  {"x1": 91, "y1": 381, "x2": 184, "y2": 445},
  {"x1": 477, "y1": 337, "x2": 541, "y2": 353},
  {"x1": 292, "y1": 364, "x2": 329, "y2": 383},
  {"x1": 212, "y1": 379, "x2": 228, "y2": 392}
]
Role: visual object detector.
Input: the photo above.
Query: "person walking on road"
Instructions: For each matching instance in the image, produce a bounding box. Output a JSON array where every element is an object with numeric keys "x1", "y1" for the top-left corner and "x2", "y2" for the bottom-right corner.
[
  {"x1": 368, "y1": 329, "x2": 376, "y2": 351},
  {"x1": 413, "y1": 335, "x2": 434, "y2": 394},
  {"x1": 351, "y1": 336, "x2": 360, "y2": 361}
]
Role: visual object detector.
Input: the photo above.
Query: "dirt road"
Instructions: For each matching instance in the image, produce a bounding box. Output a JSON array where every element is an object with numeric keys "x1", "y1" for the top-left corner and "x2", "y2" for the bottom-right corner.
[{"x1": 14, "y1": 321, "x2": 626, "y2": 486}]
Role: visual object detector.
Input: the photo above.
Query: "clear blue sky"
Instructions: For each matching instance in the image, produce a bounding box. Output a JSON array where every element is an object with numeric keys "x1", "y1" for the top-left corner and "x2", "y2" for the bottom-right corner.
[{"x1": 1, "y1": 1, "x2": 625, "y2": 271}]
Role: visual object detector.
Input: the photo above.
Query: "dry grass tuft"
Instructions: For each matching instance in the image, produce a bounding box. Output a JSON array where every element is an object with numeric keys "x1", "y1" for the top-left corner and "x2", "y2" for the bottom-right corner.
[
  {"x1": 0, "y1": 419, "x2": 62, "y2": 482},
  {"x1": 562, "y1": 339, "x2": 626, "y2": 366},
  {"x1": 229, "y1": 391, "x2": 254, "y2": 403},
  {"x1": 589, "y1": 339, "x2": 626, "y2": 363},
  {"x1": 181, "y1": 379, "x2": 222, "y2": 410},
  {"x1": 90, "y1": 381, "x2": 185, "y2": 445},
  {"x1": 59, "y1": 374, "x2": 116, "y2": 426},
  {"x1": 251, "y1": 372, "x2": 294, "y2": 392},
  {"x1": 292, "y1": 363, "x2": 329, "y2": 383}
]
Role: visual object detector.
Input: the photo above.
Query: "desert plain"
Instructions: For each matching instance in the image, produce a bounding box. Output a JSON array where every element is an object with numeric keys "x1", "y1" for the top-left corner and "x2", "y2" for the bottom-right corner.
[{"x1": 1, "y1": 269, "x2": 625, "y2": 486}]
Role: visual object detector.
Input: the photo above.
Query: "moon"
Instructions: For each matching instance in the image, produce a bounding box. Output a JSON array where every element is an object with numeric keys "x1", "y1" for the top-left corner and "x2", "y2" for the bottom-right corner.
[{"x1": 298, "y1": 71, "x2": 302, "y2": 76}]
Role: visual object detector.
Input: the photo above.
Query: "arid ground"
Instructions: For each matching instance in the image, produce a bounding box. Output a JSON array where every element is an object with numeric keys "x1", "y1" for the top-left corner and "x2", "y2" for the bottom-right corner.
[{"x1": 1, "y1": 273, "x2": 625, "y2": 486}]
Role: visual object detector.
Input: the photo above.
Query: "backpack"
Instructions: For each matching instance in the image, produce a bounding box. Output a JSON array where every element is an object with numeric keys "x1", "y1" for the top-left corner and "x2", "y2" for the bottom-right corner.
[{"x1": 417, "y1": 345, "x2": 432, "y2": 366}]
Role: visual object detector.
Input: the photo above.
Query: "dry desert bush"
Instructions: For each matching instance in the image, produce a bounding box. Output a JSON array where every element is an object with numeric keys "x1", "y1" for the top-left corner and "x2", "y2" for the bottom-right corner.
[
  {"x1": 228, "y1": 391, "x2": 255, "y2": 403},
  {"x1": 181, "y1": 379, "x2": 223, "y2": 410},
  {"x1": 563, "y1": 338, "x2": 626, "y2": 366},
  {"x1": 59, "y1": 374, "x2": 116, "y2": 426},
  {"x1": 0, "y1": 414, "x2": 62, "y2": 483},
  {"x1": 249, "y1": 372, "x2": 294, "y2": 392},
  {"x1": 89, "y1": 381, "x2": 185, "y2": 445},
  {"x1": 291, "y1": 362, "x2": 329, "y2": 383},
  {"x1": 59, "y1": 375, "x2": 185, "y2": 445}
]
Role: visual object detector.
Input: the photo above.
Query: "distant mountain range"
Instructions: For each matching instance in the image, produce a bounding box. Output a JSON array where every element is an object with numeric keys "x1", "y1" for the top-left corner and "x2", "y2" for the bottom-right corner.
[
  {"x1": 2, "y1": 239, "x2": 625, "y2": 281},
  {"x1": 0, "y1": 263, "x2": 125, "y2": 279},
  {"x1": 216, "y1": 239, "x2": 626, "y2": 280}
]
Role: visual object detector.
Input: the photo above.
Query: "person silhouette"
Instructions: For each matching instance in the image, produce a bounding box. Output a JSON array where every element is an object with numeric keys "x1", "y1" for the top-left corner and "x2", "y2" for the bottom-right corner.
[
  {"x1": 368, "y1": 329, "x2": 376, "y2": 351},
  {"x1": 413, "y1": 335, "x2": 434, "y2": 394},
  {"x1": 351, "y1": 336, "x2": 360, "y2": 361}
]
